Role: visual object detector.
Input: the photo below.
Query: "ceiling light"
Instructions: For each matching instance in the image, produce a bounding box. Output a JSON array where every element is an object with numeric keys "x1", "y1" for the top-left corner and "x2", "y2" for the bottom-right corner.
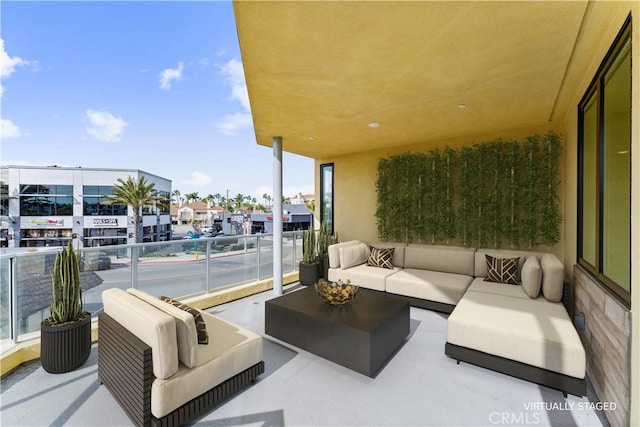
[
  {"x1": 457, "y1": 104, "x2": 467, "y2": 109},
  {"x1": 308, "y1": 137, "x2": 315, "y2": 141},
  {"x1": 368, "y1": 122, "x2": 380, "y2": 128}
]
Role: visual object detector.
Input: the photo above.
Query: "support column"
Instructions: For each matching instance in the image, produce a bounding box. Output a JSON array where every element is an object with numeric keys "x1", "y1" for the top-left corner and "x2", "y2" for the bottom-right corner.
[{"x1": 273, "y1": 136, "x2": 283, "y2": 295}]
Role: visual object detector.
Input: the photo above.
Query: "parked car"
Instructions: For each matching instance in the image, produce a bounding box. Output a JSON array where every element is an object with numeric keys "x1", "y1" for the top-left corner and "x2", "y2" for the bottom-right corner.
[{"x1": 81, "y1": 252, "x2": 111, "y2": 271}]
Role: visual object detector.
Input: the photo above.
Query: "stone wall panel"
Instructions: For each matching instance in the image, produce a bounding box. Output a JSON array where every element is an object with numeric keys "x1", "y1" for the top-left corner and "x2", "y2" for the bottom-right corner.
[{"x1": 574, "y1": 265, "x2": 630, "y2": 427}]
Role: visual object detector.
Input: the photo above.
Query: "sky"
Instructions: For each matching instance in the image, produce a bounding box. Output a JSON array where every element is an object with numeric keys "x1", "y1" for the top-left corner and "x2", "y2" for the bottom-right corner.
[{"x1": 0, "y1": 1, "x2": 314, "y2": 202}]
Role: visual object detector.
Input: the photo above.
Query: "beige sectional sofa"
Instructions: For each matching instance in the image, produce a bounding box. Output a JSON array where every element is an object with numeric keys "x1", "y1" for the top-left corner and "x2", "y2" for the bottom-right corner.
[
  {"x1": 99, "y1": 288, "x2": 264, "y2": 426},
  {"x1": 326, "y1": 241, "x2": 586, "y2": 396},
  {"x1": 328, "y1": 241, "x2": 476, "y2": 312}
]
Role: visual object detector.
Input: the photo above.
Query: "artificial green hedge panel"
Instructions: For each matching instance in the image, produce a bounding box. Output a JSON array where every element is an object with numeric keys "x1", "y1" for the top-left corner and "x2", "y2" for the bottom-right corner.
[{"x1": 375, "y1": 131, "x2": 562, "y2": 249}]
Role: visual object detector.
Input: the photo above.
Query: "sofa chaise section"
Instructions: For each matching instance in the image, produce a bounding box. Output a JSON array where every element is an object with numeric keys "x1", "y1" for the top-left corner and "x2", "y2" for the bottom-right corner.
[{"x1": 445, "y1": 250, "x2": 586, "y2": 396}]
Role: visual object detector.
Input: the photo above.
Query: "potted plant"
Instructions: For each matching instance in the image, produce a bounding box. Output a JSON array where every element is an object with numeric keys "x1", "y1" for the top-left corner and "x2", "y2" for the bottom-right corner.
[
  {"x1": 298, "y1": 228, "x2": 319, "y2": 286},
  {"x1": 40, "y1": 240, "x2": 91, "y2": 374},
  {"x1": 317, "y1": 222, "x2": 339, "y2": 280}
]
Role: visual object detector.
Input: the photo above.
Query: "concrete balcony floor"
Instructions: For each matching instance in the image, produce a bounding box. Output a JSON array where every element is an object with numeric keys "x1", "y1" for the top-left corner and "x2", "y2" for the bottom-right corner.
[{"x1": 1, "y1": 284, "x2": 609, "y2": 426}]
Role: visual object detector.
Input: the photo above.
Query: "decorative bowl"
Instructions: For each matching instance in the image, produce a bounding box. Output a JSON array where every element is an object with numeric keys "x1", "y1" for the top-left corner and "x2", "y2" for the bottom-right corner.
[{"x1": 314, "y1": 280, "x2": 359, "y2": 305}]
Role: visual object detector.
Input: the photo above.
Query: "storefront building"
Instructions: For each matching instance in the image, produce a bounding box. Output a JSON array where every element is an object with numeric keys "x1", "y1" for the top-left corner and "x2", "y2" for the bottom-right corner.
[
  {"x1": 247, "y1": 204, "x2": 313, "y2": 234},
  {"x1": 1, "y1": 166, "x2": 171, "y2": 248}
]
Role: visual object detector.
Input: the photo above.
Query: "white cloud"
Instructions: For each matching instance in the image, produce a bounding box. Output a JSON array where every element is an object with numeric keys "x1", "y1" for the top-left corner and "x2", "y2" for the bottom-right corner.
[
  {"x1": 159, "y1": 61, "x2": 184, "y2": 90},
  {"x1": 216, "y1": 112, "x2": 253, "y2": 135},
  {"x1": 85, "y1": 109, "x2": 127, "y2": 142},
  {"x1": 215, "y1": 59, "x2": 253, "y2": 135},
  {"x1": 0, "y1": 118, "x2": 21, "y2": 140},
  {"x1": 184, "y1": 171, "x2": 212, "y2": 187},
  {"x1": 219, "y1": 59, "x2": 250, "y2": 111},
  {"x1": 0, "y1": 38, "x2": 32, "y2": 98}
]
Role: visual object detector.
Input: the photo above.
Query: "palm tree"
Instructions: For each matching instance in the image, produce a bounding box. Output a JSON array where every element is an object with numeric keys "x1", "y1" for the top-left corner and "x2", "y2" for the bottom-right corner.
[
  {"x1": 184, "y1": 192, "x2": 199, "y2": 203},
  {"x1": 213, "y1": 193, "x2": 222, "y2": 207},
  {"x1": 109, "y1": 176, "x2": 156, "y2": 243},
  {"x1": 233, "y1": 193, "x2": 246, "y2": 213},
  {"x1": 172, "y1": 189, "x2": 181, "y2": 205}
]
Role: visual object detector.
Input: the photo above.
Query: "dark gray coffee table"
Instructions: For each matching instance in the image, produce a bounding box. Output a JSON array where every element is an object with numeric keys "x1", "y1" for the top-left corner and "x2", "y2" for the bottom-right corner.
[{"x1": 265, "y1": 286, "x2": 410, "y2": 377}]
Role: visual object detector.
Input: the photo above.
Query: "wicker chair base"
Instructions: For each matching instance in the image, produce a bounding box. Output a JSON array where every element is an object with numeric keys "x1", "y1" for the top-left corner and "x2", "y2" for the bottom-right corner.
[{"x1": 98, "y1": 313, "x2": 264, "y2": 427}]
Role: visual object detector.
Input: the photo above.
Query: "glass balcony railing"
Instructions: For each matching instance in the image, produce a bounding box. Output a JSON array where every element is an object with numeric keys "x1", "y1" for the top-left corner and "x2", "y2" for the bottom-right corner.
[{"x1": 0, "y1": 231, "x2": 304, "y2": 350}]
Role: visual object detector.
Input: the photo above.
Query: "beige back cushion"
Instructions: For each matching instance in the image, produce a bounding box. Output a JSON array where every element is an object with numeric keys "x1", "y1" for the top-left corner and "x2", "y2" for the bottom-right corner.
[
  {"x1": 328, "y1": 240, "x2": 361, "y2": 268},
  {"x1": 127, "y1": 288, "x2": 199, "y2": 368},
  {"x1": 541, "y1": 253, "x2": 564, "y2": 302},
  {"x1": 102, "y1": 288, "x2": 178, "y2": 379},
  {"x1": 521, "y1": 256, "x2": 542, "y2": 298},
  {"x1": 404, "y1": 245, "x2": 475, "y2": 276},
  {"x1": 339, "y1": 242, "x2": 370, "y2": 269}
]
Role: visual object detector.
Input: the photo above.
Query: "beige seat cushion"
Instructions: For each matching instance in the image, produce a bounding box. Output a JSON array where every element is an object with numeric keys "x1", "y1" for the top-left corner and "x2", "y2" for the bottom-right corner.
[
  {"x1": 386, "y1": 268, "x2": 473, "y2": 305},
  {"x1": 151, "y1": 312, "x2": 263, "y2": 418},
  {"x1": 102, "y1": 288, "x2": 178, "y2": 380},
  {"x1": 127, "y1": 288, "x2": 199, "y2": 368},
  {"x1": 447, "y1": 291, "x2": 585, "y2": 379},
  {"x1": 466, "y1": 277, "x2": 531, "y2": 300},
  {"x1": 328, "y1": 264, "x2": 400, "y2": 291}
]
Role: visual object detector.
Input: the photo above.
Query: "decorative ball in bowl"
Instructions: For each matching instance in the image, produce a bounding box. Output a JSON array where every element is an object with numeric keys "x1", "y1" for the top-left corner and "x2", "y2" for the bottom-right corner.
[{"x1": 314, "y1": 280, "x2": 359, "y2": 305}]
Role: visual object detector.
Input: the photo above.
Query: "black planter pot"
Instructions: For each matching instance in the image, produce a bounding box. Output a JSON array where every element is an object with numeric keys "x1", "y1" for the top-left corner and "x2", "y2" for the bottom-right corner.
[
  {"x1": 40, "y1": 312, "x2": 91, "y2": 374},
  {"x1": 299, "y1": 261, "x2": 320, "y2": 286}
]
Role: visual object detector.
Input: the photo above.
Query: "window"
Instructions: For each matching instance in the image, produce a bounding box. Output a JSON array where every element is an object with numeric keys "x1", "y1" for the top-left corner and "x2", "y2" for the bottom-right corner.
[
  {"x1": 578, "y1": 17, "x2": 631, "y2": 306},
  {"x1": 19, "y1": 185, "x2": 74, "y2": 216},
  {"x1": 320, "y1": 163, "x2": 334, "y2": 234},
  {"x1": 1, "y1": 184, "x2": 9, "y2": 216},
  {"x1": 156, "y1": 191, "x2": 171, "y2": 215},
  {"x1": 82, "y1": 186, "x2": 127, "y2": 216}
]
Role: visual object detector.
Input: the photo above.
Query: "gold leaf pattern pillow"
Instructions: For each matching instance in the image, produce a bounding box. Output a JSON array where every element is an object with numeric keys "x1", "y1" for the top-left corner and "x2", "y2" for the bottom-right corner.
[
  {"x1": 160, "y1": 296, "x2": 209, "y2": 344},
  {"x1": 367, "y1": 246, "x2": 395, "y2": 269},
  {"x1": 484, "y1": 255, "x2": 520, "y2": 285}
]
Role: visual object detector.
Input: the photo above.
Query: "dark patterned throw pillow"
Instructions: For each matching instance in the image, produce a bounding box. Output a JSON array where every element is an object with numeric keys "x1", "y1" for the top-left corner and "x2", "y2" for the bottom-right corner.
[
  {"x1": 484, "y1": 255, "x2": 520, "y2": 285},
  {"x1": 367, "y1": 246, "x2": 395, "y2": 269},
  {"x1": 160, "y1": 296, "x2": 209, "y2": 344}
]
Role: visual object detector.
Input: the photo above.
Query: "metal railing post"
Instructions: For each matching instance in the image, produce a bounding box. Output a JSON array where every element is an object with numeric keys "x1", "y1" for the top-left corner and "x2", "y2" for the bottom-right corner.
[
  {"x1": 256, "y1": 235, "x2": 261, "y2": 280},
  {"x1": 205, "y1": 240, "x2": 211, "y2": 293},
  {"x1": 131, "y1": 245, "x2": 138, "y2": 288},
  {"x1": 11, "y1": 257, "x2": 17, "y2": 343}
]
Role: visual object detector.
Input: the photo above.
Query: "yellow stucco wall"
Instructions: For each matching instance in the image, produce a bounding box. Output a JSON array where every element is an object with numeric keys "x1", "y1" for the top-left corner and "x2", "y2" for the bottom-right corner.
[{"x1": 315, "y1": 3, "x2": 638, "y2": 424}]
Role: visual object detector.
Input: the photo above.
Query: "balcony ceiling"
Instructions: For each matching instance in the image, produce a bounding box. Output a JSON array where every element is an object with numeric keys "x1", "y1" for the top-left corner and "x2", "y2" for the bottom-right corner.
[{"x1": 234, "y1": 1, "x2": 589, "y2": 159}]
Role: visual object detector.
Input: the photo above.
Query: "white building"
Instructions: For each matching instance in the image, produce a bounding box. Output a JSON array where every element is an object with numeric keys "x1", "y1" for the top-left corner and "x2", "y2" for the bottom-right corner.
[{"x1": 0, "y1": 166, "x2": 172, "y2": 248}]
